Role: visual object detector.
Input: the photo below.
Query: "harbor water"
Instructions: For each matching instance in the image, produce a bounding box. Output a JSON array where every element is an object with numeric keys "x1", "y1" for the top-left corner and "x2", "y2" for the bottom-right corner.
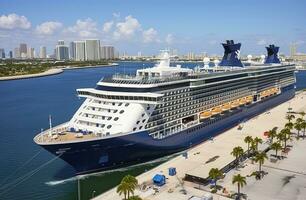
[{"x1": 0, "y1": 62, "x2": 305, "y2": 200}]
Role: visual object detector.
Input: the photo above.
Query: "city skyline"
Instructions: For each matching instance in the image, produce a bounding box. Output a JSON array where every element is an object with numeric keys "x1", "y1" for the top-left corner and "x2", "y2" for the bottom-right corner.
[{"x1": 0, "y1": 0, "x2": 306, "y2": 55}]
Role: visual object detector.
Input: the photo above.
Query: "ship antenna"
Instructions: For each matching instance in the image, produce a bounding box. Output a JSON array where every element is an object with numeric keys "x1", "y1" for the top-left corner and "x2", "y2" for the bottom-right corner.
[{"x1": 49, "y1": 115, "x2": 52, "y2": 136}]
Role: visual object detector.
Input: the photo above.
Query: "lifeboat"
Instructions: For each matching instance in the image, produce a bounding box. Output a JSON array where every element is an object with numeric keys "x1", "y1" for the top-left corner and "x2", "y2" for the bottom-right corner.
[
  {"x1": 200, "y1": 111, "x2": 212, "y2": 119},
  {"x1": 239, "y1": 98, "x2": 246, "y2": 105},
  {"x1": 231, "y1": 100, "x2": 240, "y2": 108},
  {"x1": 212, "y1": 106, "x2": 222, "y2": 114},
  {"x1": 222, "y1": 103, "x2": 231, "y2": 111},
  {"x1": 246, "y1": 96, "x2": 253, "y2": 102}
]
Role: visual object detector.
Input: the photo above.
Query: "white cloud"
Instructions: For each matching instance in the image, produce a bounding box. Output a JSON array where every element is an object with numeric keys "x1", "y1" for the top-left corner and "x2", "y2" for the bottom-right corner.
[
  {"x1": 65, "y1": 18, "x2": 98, "y2": 37},
  {"x1": 103, "y1": 21, "x2": 113, "y2": 33},
  {"x1": 113, "y1": 15, "x2": 141, "y2": 40},
  {"x1": 36, "y1": 21, "x2": 62, "y2": 35},
  {"x1": 165, "y1": 34, "x2": 174, "y2": 44},
  {"x1": 257, "y1": 39, "x2": 267, "y2": 45},
  {"x1": 143, "y1": 28, "x2": 158, "y2": 43},
  {"x1": 0, "y1": 13, "x2": 31, "y2": 29}
]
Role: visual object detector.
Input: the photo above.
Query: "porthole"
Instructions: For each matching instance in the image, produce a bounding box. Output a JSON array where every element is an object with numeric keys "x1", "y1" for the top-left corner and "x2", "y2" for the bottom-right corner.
[
  {"x1": 120, "y1": 110, "x2": 124, "y2": 114},
  {"x1": 107, "y1": 125, "x2": 112, "y2": 129},
  {"x1": 125, "y1": 103, "x2": 130, "y2": 107},
  {"x1": 118, "y1": 103, "x2": 123, "y2": 106},
  {"x1": 133, "y1": 127, "x2": 137, "y2": 131},
  {"x1": 139, "y1": 126, "x2": 143, "y2": 129},
  {"x1": 101, "y1": 124, "x2": 105, "y2": 128},
  {"x1": 107, "y1": 117, "x2": 112, "y2": 120},
  {"x1": 136, "y1": 121, "x2": 140, "y2": 124},
  {"x1": 142, "y1": 119, "x2": 146, "y2": 123},
  {"x1": 114, "y1": 110, "x2": 118, "y2": 113},
  {"x1": 114, "y1": 117, "x2": 119, "y2": 121}
]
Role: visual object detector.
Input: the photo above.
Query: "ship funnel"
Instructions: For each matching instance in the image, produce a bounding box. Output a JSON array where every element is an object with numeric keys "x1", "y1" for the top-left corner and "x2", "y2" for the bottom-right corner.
[
  {"x1": 264, "y1": 45, "x2": 280, "y2": 64},
  {"x1": 219, "y1": 40, "x2": 243, "y2": 67}
]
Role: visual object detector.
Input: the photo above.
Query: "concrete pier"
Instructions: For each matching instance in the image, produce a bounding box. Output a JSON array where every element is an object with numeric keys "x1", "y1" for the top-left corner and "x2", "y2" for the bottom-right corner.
[{"x1": 94, "y1": 91, "x2": 306, "y2": 200}]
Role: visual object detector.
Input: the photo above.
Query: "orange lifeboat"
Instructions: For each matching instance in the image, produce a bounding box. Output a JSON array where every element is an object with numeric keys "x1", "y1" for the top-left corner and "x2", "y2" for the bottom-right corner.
[
  {"x1": 200, "y1": 111, "x2": 212, "y2": 119},
  {"x1": 239, "y1": 98, "x2": 246, "y2": 105},
  {"x1": 231, "y1": 100, "x2": 240, "y2": 108},
  {"x1": 212, "y1": 106, "x2": 222, "y2": 114},
  {"x1": 222, "y1": 103, "x2": 231, "y2": 111}
]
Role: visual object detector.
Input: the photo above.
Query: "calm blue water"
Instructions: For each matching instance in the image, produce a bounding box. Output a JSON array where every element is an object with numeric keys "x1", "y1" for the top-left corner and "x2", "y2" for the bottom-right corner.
[{"x1": 0, "y1": 63, "x2": 305, "y2": 200}]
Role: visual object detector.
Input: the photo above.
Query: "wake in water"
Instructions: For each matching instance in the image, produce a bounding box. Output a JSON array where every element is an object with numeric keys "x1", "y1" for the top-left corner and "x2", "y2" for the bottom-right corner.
[{"x1": 45, "y1": 150, "x2": 186, "y2": 186}]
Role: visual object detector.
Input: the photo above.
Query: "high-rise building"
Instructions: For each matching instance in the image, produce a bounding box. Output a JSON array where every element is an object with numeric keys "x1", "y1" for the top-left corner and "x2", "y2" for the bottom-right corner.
[
  {"x1": 56, "y1": 45, "x2": 69, "y2": 60},
  {"x1": 19, "y1": 43, "x2": 27, "y2": 55},
  {"x1": 14, "y1": 48, "x2": 20, "y2": 58},
  {"x1": 69, "y1": 42, "x2": 76, "y2": 60},
  {"x1": 290, "y1": 43, "x2": 297, "y2": 58},
  {"x1": 85, "y1": 39, "x2": 100, "y2": 61},
  {"x1": 9, "y1": 51, "x2": 13, "y2": 59},
  {"x1": 0, "y1": 48, "x2": 5, "y2": 58},
  {"x1": 40, "y1": 46, "x2": 47, "y2": 59},
  {"x1": 75, "y1": 41, "x2": 86, "y2": 61},
  {"x1": 27, "y1": 47, "x2": 35, "y2": 59},
  {"x1": 58, "y1": 40, "x2": 65, "y2": 45},
  {"x1": 100, "y1": 45, "x2": 115, "y2": 60}
]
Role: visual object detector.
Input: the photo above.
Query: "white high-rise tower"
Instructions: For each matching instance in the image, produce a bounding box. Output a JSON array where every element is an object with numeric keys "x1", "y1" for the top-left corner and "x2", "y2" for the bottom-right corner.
[{"x1": 85, "y1": 39, "x2": 100, "y2": 61}]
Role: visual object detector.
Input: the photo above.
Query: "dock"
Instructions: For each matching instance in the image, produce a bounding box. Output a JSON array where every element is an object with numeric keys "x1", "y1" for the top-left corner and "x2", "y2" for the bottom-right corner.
[{"x1": 94, "y1": 91, "x2": 306, "y2": 200}]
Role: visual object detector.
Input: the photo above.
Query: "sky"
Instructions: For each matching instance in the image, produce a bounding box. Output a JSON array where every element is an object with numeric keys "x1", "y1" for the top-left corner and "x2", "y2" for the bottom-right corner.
[{"x1": 0, "y1": 0, "x2": 306, "y2": 56}]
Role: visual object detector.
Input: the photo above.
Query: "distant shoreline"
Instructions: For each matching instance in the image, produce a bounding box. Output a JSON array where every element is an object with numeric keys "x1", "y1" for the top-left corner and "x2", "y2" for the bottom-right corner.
[{"x1": 0, "y1": 63, "x2": 118, "y2": 81}]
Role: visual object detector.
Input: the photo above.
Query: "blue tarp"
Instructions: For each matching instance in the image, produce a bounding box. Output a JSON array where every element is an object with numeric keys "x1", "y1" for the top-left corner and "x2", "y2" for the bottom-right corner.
[
  {"x1": 168, "y1": 167, "x2": 176, "y2": 176},
  {"x1": 153, "y1": 174, "x2": 165, "y2": 186}
]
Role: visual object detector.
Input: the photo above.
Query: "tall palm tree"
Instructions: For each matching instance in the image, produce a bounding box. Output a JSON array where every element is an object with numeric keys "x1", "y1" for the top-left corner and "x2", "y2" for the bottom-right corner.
[
  {"x1": 270, "y1": 142, "x2": 282, "y2": 157},
  {"x1": 244, "y1": 136, "x2": 253, "y2": 155},
  {"x1": 286, "y1": 114, "x2": 295, "y2": 123},
  {"x1": 208, "y1": 168, "x2": 222, "y2": 188},
  {"x1": 267, "y1": 127, "x2": 278, "y2": 144},
  {"x1": 279, "y1": 128, "x2": 291, "y2": 148},
  {"x1": 294, "y1": 121, "x2": 302, "y2": 139},
  {"x1": 122, "y1": 175, "x2": 138, "y2": 199},
  {"x1": 232, "y1": 174, "x2": 247, "y2": 198},
  {"x1": 117, "y1": 181, "x2": 129, "y2": 200},
  {"x1": 301, "y1": 120, "x2": 306, "y2": 138},
  {"x1": 253, "y1": 137, "x2": 263, "y2": 151},
  {"x1": 231, "y1": 146, "x2": 244, "y2": 165},
  {"x1": 254, "y1": 152, "x2": 268, "y2": 173}
]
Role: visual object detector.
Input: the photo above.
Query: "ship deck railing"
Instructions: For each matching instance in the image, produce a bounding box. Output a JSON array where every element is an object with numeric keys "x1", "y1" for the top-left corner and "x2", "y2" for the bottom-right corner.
[{"x1": 101, "y1": 64, "x2": 294, "y2": 85}]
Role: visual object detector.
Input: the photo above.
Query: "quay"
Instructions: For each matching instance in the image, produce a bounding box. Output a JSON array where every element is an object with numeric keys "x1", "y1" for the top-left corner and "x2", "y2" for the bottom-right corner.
[{"x1": 94, "y1": 91, "x2": 306, "y2": 200}]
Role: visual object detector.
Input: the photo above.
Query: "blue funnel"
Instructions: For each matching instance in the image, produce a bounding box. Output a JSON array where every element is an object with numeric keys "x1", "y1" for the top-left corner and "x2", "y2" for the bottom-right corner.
[
  {"x1": 265, "y1": 45, "x2": 280, "y2": 64},
  {"x1": 219, "y1": 40, "x2": 243, "y2": 67}
]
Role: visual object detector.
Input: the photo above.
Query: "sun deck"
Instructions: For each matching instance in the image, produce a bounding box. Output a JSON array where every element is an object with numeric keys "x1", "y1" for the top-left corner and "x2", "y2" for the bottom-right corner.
[{"x1": 34, "y1": 131, "x2": 100, "y2": 144}]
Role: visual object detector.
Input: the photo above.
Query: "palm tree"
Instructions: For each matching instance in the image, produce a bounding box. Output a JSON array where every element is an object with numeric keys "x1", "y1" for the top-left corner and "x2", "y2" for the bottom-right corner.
[
  {"x1": 285, "y1": 122, "x2": 294, "y2": 131},
  {"x1": 231, "y1": 146, "x2": 244, "y2": 165},
  {"x1": 267, "y1": 127, "x2": 278, "y2": 144},
  {"x1": 254, "y1": 152, "x2": 268, "y2": 173},
  {"x1": 208, "y1": 168, "x2": 222, "y2": 189},
  {"x1": 253, "y1": 137, "x2": 263, "y2": 151},
  {"x1": 279, "y1": 128, "x2": 291, "y2": 148},
  {"x1": 270, "y1": 142, "x2": 282, "y2": 157},
  {"x1": 301, "y1": 120, "x2": 306, "y2": 138},
  {"x1": 286, "y1": 114, "x2": 295, "y2": 123},
  {"x1": 122, "y1": 175, "x2": 138, "y2": 199},
  {"x1": 294, "y1": 121, "x2": 302, "y2": 139},
  {"x1": 244, "y1": 136, "x2": 253, "y2": 155},
  {"x1": 232, "y1": 174, "x2": 247, "y2": 198},
  {"x1": 117, "y1": 181, "x2": 129, "y2": 200}
]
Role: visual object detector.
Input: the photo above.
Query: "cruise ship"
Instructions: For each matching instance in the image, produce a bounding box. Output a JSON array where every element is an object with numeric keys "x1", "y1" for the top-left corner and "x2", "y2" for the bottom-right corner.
[{"x1": 34, "y1": 40, "x2": 296, "y2": 174}]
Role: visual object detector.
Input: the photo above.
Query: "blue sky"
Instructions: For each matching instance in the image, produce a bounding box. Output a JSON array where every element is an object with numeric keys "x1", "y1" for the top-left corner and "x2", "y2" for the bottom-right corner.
[{"x1": 0, "y1": 0, "x2": 306, "y2": 55}]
